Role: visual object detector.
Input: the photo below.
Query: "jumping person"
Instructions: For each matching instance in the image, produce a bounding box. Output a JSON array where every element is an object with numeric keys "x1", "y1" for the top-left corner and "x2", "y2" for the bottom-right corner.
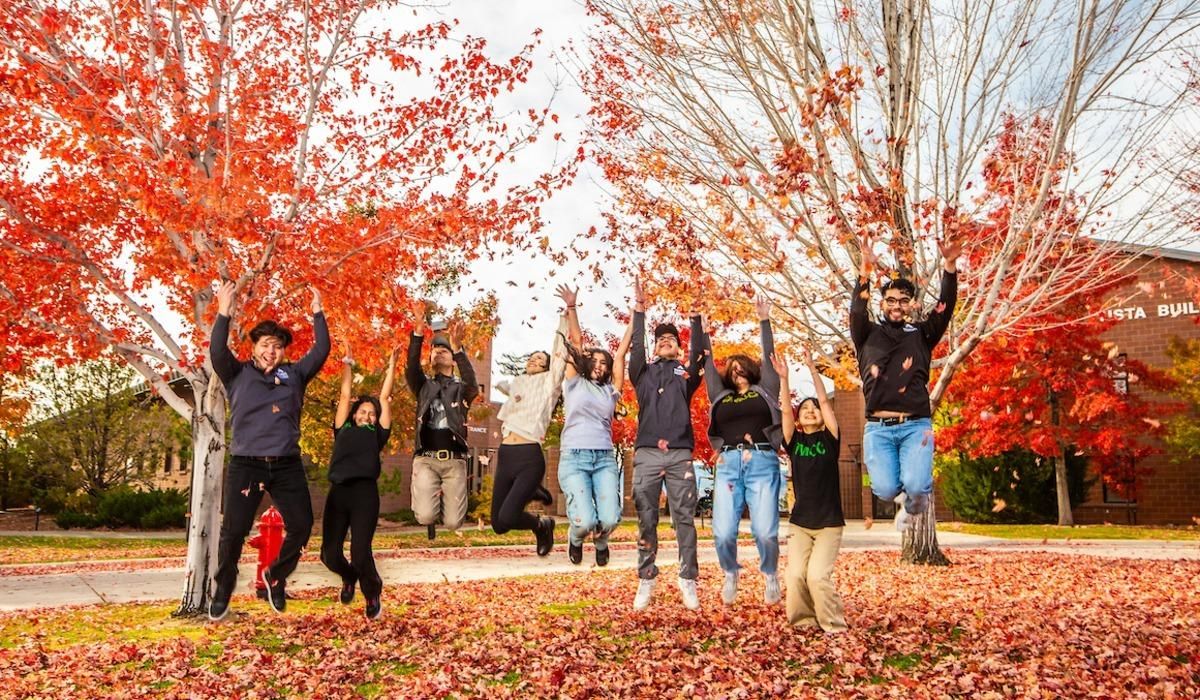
[
  {"x1": 626, "y1": 276, "x2": 706, "y2": 611},
  {"x1": 701, "y1": 295, "x2": 784, "y2": 606},
  {"x1": 490, "y1": 287, "x2": 575, "y2": 556},
  {"x1": 208, "y1": 280, "x2": 330, "y2": 621},
  {"x1": 850, "y1": 238, "x2": 961, "y2": 529},
  {"x1": 320, "y1": 346, "x2": 397, "y2": 621},
  {"x1": 557, "y1": 286, "x2": 633, "y2": 566},
  {"x1": 776, "y1": 350, "x2": 848, "y2": 633},
  {"x1": 406, "y1": 313, "x2": 477, "y2": 539}
]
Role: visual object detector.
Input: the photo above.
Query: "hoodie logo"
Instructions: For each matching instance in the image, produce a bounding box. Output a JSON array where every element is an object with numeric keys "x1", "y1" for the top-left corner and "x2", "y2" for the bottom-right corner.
[
  {"x1": 902, "y1": 324, "x2": 918, "y2": 333},
  {"x1": 673, "y1": 366, "x2": 685, "y2": 376},
  {"x1": 275, "y1": 368, "x2": 289, "y2": 380}
]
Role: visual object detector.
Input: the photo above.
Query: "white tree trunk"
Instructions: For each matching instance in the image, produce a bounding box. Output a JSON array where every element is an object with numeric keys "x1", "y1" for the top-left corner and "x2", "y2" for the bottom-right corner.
[
  {"x1": 901, "y1": 491, "x2": 950, "y2": 566},
  {"x1": 176, "y1": 390, "x2": 226, "y2": 616},
  {"x1": 1054, "y1": 455, "x2": 1074, "y2": 526}
]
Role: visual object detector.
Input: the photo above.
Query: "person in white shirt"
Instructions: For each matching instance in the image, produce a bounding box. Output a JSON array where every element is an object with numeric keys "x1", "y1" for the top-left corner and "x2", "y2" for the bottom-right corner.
[
  {"x1": 491, "y1": 287, "x2": 571, "y2": 555},
  {"x1": 557, "y1": 286, "x2": 633, "y2": 566}
]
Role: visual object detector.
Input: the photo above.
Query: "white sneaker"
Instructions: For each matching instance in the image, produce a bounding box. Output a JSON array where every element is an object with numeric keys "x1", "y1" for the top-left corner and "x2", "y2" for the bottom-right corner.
[
  {"x1": 677, "y1": 577, "x2": 700, "y2": 611},
  {"x1": 721, "y1": 571, "x2": 739, "y2": 605},
  {"x1": 894, "y1": 492, "x2": 910, "y2": 532},
  {"x1": 763, "y1": 574, "x2": 782, "y2": 605},
  {"x1": 633, "y1": 579, "x2": 655, "y2": 611}
]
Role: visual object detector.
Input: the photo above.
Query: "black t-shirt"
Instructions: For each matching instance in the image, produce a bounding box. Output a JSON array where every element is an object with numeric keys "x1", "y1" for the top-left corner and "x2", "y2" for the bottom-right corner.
[
  {"x1": 328, "y1": 422, "x2": 391, "y2": 484},
  {"x1": 712, "y1": 390, "x2": 773, "y2": 447},
  {"x1": 786, "y1": 428, "x2": 845, "y2": 529},
  {"x1": 420, "y1": 397, "x2": 464, "y2": 453}
]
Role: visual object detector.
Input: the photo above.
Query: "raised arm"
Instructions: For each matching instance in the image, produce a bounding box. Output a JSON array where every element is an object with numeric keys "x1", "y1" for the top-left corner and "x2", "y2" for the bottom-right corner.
[
  {"x1": 294, "y1": 288, "x2": 330, "y2": 382},
  {"x1": 686, "y1": 313, "x2": 705, "y2": 398},
  {"x1": 379, "y1": 347, "x2": 398, "y2": 430},
  {"x1": 627, "y1": 276, "x2": 648, "y2": 386},
  {"x1": 209, "y1": 281, "x2": 242, "y2": 386},
  {"x1": 698, "y1": 315, "x2": 721, "y2": 401},
  {"x1": 449, "y1": 318, "x2": 479, "y2": 406},
  {"x1": 924, "y1": 238, "x2": 961, "y2": 346},
  {"x1": 334, "y1": 351, "x2": 354, "y2": 429},
  {"x1": 612, "y1": 321, "x2": 634, "y2": 395},
  {"x1": 804, "y1": 345, "x2": 838, "y2": 440},
  {"x1": 405, "y1": 309, "x2": 427, "y2": 396},
  {"x1": 549, "y1": 314, "x2": 570, "y2": 389},
  {"x1": 755, "y1": 295, "x2": 780, "y2": 395},
  {"x1": 772, "y1": 353, "x2": 794, "y2": 445},
  {"x1": 558, "y1": 284, "x2": 583, "y2": 380},
  {"x1": 850, "y1": 237, "x2": 874, "y2": 350}
]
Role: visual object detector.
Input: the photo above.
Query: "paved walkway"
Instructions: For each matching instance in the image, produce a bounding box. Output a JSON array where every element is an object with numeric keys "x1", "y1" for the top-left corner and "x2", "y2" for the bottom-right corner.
[{"x1": 1, "y1": 522, "x2": 1196, "y2": 611}]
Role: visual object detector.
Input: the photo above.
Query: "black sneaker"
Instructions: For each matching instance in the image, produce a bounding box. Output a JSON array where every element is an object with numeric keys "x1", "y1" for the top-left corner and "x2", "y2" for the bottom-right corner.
[
  {"x1": 568, "y1": 541, "x2": 583, "y2": 565},
  {"x1": 533, "y1": 485, "x2": 554, "y2": 506},
  {"x1": 339, "y1": 581, "x2": 355, "y2": 605},
  {"x1": 208, "y1": 590, "x2": 231, "y2": 622},
  {"x1": 426, "y1": 524, "x2": 437, "y2": 541},
  {"x1": 595, "y1": 547, "x2": 610, "y2": 567},
  {"x1": 535, "y1": 517, "x2": 555, "y2": 557},
  {"x1": 262, "y1": 570, "x2": 286, "y2": 613},
  {"x1": 365, "y1": 597, "x2": 383, "y2": 621}
]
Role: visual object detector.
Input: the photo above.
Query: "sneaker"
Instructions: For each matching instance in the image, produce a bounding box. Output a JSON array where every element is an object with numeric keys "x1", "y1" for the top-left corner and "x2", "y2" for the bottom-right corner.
[
  {"x1": 207, "y1": 591, "x2": 231, "y2": 622},
  {"x1": 568, "y1": 541, "x2": 583, "y2": 565},
  {"x1": 633, "y1": 579, "x2": 655, "y2": 611},
  {"x1": 595, "y1": 546, "x2": 609, "y2": 567},
  {"x1": 365, "y1": 597, "x2": 383, "y2": 621},
  {"x1": 535, "y1": 517, "x2": 555, "y2": 557},
  {"x1": 262, "y1": 570, "x2": 286, "y2": 614},
  {"x1": 426, "y1": 524, "x2": 437, "y2": 541},
  {"x1": 721, "y1": 571, "x2": 739, "y2": 605},
  {"x1": 677, "y1": 577, "x2": 700, "y2": 611},
  {"x1": 894, "y1": 493, "x2": 910, "y2": 532},
  {"x1": 764, "y1": 574, "x2": 782, "y2": 605},
  {"x1": 339, "y1": 581, "x2": 355, "y2": 605},
  {"x1": 533, "y1": 485, "x2": 554, "y2": 506}
]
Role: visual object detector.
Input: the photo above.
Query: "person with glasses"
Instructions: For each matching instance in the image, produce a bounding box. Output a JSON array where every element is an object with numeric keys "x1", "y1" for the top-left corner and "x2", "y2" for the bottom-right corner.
[
  {"x1": 850, "y1": 238, "x2": 962, "y2": 530},
  {"x1": 699, "y1": 295, "x2": 785, "y2": 606},
  {"x1": 489, "y1": 287, "x2": 573, "y2": 556}
]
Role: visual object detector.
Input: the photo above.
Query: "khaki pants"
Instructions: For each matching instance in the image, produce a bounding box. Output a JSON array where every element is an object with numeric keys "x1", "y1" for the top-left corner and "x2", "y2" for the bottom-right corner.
[
  {"x1": 785, "y1": 525, "x2": 848, "y2": 633},
  {"x1": 411, "y1": 455, "x2": 468, "y2": 530}
]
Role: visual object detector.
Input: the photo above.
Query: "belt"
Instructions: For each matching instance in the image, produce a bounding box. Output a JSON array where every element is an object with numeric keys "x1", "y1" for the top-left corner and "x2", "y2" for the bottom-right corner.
[
  {"x1": 720, "y1": 443, "x2": 774, "y2": 452},
  {"x1": 236, "y1": 455, "x2": 298, "y2": 463},
  {"x1": 866, "y1": 415, "x2": 912, "y2": 426},
  {"x1": 417, "y1": 449, "x2": 466, "y2": 461}
]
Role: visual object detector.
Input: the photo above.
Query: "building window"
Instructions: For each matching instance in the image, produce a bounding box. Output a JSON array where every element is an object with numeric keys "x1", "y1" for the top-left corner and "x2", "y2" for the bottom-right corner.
[{"x1": 1112, "y1": 353, "x2": 1128, "y2": 395}]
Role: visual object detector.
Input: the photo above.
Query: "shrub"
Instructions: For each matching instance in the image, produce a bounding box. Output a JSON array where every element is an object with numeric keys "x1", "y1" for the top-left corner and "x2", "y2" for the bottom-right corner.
[
  {"x1": 55, "y1": 510, "x2": 100, "y2": 529},
  {"x1": 467, "y1": 475, "x2": 494, "y2": 525},
  {"x1": 941, "y1": 449, "x2": 1091, "y2": 523}
]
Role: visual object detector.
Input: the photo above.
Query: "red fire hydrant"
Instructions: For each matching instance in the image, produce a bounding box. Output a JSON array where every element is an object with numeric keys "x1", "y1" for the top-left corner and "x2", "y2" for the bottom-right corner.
[{"x1": 247, "y1": 506, "x2": 284, "y2": 599}]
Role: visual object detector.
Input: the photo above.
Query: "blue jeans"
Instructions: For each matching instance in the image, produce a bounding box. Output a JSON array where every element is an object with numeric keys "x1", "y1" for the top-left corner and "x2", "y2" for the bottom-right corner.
[
  {"x1": 712, "y1": 449, "x2": 781, "y2": 575},
  {"x1": 557, "y1": 448, "x2": 622, "y2": 548},
  {"x1": 862, "y1": 417, "x2": 935, "y2": 514}
]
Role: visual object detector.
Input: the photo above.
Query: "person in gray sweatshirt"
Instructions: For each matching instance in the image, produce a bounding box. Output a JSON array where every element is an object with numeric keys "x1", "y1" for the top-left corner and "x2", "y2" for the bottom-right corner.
[
  {"x1": 625, "y1": 276, "x2": 706, "y2": 612},
  {"x1": 207, "y1": 280, "x2": 330, "y2": 621}
]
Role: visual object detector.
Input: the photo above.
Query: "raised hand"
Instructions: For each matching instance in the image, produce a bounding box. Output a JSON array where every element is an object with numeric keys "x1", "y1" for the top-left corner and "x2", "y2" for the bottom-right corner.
[
  {"x1": 754, "y1": 293, "x2": 771, "y2": 321},
  {"x1": 411, "y1": 301, "x2": 427, "y2": 337},
  {"x1": 632, "y1": 274, "x2": 646, "y2": 312},
  {"x1": 447, "y1": 318, "x2": 466, "y2": 351},
  {"x1": 938, "y1": 237, "x2": 963, "y2": 270},
  {"x1": 769, "y1": 352, "x2": 789, "y2": 376},
  {"x1": 215, "y1": 280, "x2": 236, "y2": 316},
  {"x1": 310, "y1": 287, "x2": 323, "y2": 314},
  {"x1": 555, "y1": 284, "x2": 578, "y2": 309}
]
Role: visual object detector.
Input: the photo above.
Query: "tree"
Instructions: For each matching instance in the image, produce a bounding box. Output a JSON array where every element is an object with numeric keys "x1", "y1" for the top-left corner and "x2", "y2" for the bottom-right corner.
[
  {"x1": 1164, "y1": 337, "x2": 1200, "y2": 464},
  {"x1": 19, "y1": 355, "x2": 190, "y2": 500},
  {"x1": 939, "y1": 310, "x2": 1174, "y2": 525},
  {"x1": 581, "y1": 0, "x2": 1198, "y2": 562},
  {"x1": 0, "y1": 1, "x2": 577, "y2": 612}
]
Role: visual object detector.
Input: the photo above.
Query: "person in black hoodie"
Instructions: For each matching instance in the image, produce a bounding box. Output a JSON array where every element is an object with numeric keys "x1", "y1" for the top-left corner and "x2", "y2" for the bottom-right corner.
[
  {"x1": 850, "y1": 239, "x2": 961, "y2": 530},
  {"x1": 320, "y1": 345, "x2": 397, "y2": 621}
]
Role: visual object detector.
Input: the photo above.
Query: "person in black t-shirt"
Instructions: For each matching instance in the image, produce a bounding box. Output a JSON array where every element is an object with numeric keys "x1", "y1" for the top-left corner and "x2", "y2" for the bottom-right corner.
[
  {"x1": 775, "y1": 350, "x2": 848, "y2": 633},
  {"x1": 319, "y1": 346, "x2": 397, "y2": 621}
]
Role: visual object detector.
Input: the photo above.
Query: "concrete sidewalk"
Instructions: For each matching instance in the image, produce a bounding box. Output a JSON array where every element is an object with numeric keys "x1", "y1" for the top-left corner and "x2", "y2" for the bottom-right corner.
[{"x1": 0, "y1": 522, "x2": 1196, "y2": 612}]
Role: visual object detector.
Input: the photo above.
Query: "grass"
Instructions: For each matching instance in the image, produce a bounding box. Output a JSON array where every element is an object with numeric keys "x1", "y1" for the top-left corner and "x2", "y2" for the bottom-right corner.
[{"x1": 940, "y1": 522, "x2": 1200, "y2": 541}]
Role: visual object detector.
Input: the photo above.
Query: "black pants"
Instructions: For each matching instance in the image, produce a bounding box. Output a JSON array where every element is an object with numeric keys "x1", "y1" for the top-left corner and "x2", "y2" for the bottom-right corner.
[
  {"x1": 491, "y1": 443, "x2": 545, "y2": 534},
  {"x1": 213, "y1": 456, "x2": 314, "y2": 598},
  {"x1": 320, "y1": 478, "x2": 382, "y2": 599}
]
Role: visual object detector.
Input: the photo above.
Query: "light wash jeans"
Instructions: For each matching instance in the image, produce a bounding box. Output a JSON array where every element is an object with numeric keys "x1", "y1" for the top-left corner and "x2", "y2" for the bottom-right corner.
[
  {"x1": 711, "y1": 448, "x2": 781, "y2": 575},
  {"x1": 557, "y1": 448, "x2": 622, "y2": 548},
  {"x1": 862, "y1": 417, "x2": 935, "y2": 514}
]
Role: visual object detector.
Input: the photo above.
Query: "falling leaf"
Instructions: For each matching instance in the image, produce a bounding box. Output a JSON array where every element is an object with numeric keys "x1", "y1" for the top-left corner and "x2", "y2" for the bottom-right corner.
[{"x1": 991, "y1": 498, "x2": 1007, "y2": 512}]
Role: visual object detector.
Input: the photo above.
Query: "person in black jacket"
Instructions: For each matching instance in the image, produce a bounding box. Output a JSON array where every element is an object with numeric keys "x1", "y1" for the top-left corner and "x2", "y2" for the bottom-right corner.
[
  {"x1": 625, "y1": 276, "x2": 706, "y2": 612},
  {"x1": 850, "y1": 239, "x2": 961, "y2": 530},
  {"x1": 207, "y1": 280, "x2": 330, "y2": 621},
  {"x1": 406, "y1": 313, "x2": 478, "y2": 539},
  {"x1": 320, "y1": 345, "x2": 397, "y2": 621}
]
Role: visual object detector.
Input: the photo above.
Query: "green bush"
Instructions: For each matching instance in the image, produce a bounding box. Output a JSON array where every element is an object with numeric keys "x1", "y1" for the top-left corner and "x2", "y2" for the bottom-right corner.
[
  {"x1": 467, "y1": 475, "x2": 494, "y2": 525},
  {"x1": 140, "y1": 502, "x2": 187, "y2": 529},
  {"x1": 55, "y1": 510, "x2": 101, "y2": 529},
  {"x1": 381, "y1": 508, "x2": 417, "y2": 525},
  {"x1": 54, "y1": 487, "x2": 188, "y2": 529},
  {"x1": 941, "y1": 450, "x2": 1091, "y2": 523}
]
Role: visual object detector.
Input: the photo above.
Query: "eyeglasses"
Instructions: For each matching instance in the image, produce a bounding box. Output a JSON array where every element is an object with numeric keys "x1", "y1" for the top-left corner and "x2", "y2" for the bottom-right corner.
[{"x1": 882, "y1": 297, "x2": 912, "y2": 307}]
